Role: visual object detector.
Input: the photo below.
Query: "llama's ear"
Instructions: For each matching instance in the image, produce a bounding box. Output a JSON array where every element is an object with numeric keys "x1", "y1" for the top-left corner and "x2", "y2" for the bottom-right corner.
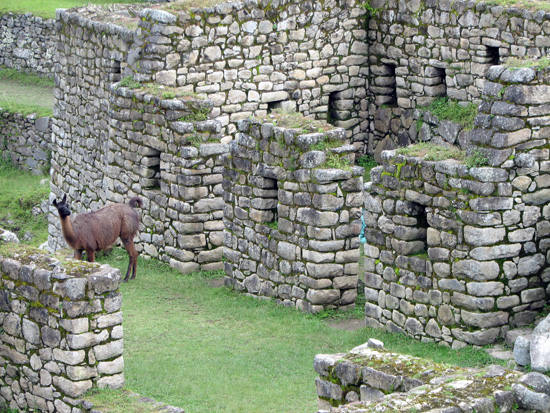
[
  {"x1": 52, "y1": 199, "x2": 57, "y2": 207},
  {"x1": 62, "y1": 194, "x2": 67, "y2": 203}
]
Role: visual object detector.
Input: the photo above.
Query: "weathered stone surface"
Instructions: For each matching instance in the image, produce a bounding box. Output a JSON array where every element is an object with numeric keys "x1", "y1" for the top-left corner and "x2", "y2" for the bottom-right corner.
[
  {"x1": 461, "y1": 310, "x2": 508, "y2": 328},
  {"x1": 514, "y1": 336, "x2": 531, "y2": 366},
  {"x1": 306, "y1": 289, "x2": 340, "y2": 305},
  {"x1": 523, "y1": 189, "x2": 550, "y2": 205},
  {"x1": 513, "y1": 383, "x2": 550, "y2": 411},
  {"x1": 52, "y1": 376, "x2": 92, "y2": 398},
  {"x1": 94, "y1": 340, "x2": 124, "y2": 361},
  {"x1": 531, "y1": 333, "x2": 550, "y2": 372},
  {"x1": 362, "y1": 367, "x2": 402, "y2": 392},
  {"x1": 469, "y1": 244, "x2": 521, "y2": 260},
  {"x1": 53, "y1": 349, "x2": 86, "y2": 366},
  {"x1": 451, "y1": 293, "x2": 494, "y2": 311},
  {"x1": 452, "y1": 328, "x2": 500, "y2": 345},
  {"x1": 452, "y1": 260, "x2": 499, "y2": 281},
  {"x1": 334, "y1": 361, "x2": 362, "y2": 386},
  {"x1": 315, "y1": 377, "x2": 343, "y2": 400},
  {"x1": 466, "y1": 281, "x2": 504, "y2": 297},
  {"x1": 517, "y1": 254, "x2": 545, "y2": 276},
  {"x1": 463, "y1": 226, "x2": 505, "y2": 246},
  {"x1": 314, "y1": 353, "x2": 346, "y2": 376}
]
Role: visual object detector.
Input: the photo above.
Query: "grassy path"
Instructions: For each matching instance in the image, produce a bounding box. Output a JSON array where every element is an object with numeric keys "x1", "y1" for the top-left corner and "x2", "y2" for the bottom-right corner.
[
  {"x1": 93, "y1": 250, "x2": 502, "y2": 413},
  {"x1": 98, "y1": 251, "x2": 372, "y2": 412},
  {"x1": 0, "y1": 78, "x2": 54, "y2": 117}
]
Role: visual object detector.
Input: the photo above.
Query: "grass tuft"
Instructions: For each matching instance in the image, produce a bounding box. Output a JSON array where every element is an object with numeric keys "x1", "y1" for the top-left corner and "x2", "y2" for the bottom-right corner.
[
  {"x1": 504, "y1": 56, "x2": 550, "y2": 71},
  {"x1": 425, "y1": 97, "x2": 478, "y2": 131},
  {"x1": 396, "y1": 142, "x2": 465, "y2": 162},
  {"x1": 257, "y1": 107, "x2": 333, "y2": 134},
  {"x1": 357, "y1": 154, "x2": 377, "y2": 181},
  {"x1": 465, "y1": 148, "x2": 490, "y2": 168}
]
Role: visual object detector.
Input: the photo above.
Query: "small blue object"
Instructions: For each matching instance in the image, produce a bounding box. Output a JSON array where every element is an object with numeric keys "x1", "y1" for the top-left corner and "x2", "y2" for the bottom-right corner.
[{"x1": 359, "y1": 213, "x2": 367, "y2": 244}]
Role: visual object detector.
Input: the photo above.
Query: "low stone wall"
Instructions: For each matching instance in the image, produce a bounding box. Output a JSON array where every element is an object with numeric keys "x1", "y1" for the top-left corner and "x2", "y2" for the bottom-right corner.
[
  {"x1": 0, "y1": 248, "x2": 124, "y2": 412},
  {"x1": 0, "y1": 110, "x2": 51, "y2": 174},
  {"x1": 315, "y1": 340, "x2": 550, "y2": 412},
  {"x1": 223, "y1": 119, "x2": 363, "y2": 311},
  {"x1": 0, "y1": 13, "x2": 56, "y2": 77}
]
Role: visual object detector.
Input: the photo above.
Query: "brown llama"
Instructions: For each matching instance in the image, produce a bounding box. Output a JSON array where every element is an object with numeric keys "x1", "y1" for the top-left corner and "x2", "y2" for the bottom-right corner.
[{"x1": 52, "y1": 194, "x2": 143, "y2": 282}]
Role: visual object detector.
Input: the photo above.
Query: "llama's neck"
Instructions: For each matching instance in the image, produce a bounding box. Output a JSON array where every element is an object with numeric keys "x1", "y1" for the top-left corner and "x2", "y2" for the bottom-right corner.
[{"x1": 59, "y1": 215, "x2": 77, "y2": 247}]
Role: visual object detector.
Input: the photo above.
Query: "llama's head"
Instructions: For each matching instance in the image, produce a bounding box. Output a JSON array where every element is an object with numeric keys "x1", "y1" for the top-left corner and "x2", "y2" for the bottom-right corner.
[{"x1": 53, "y1": 194, "x2": 71, "y2": 218}]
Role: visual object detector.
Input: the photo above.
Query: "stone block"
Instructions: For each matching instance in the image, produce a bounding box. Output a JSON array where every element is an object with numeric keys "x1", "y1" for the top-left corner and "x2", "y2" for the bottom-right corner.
[
  {"x1": 97, "y1": 356, "x2": 125, "y2": 375},
  {"x1": 53, "y1": 349, "x2": 85, "y2": 365},
  {"x1": 306, "y1": 289, "x2": 340, "y2": 305},
  {"x1": 52, "y1": 376, "x2": 92, "y2": 398},
  {"x1": 461, "y1": 310, "x2": 508, "y2": 328},
  {"x1": 452, "y1": 260, "x2": 499, "y2": 281},
  {"x1": 93, "y1": 340, "x2": 123, "y2": 361},
  {"x1": 315, "y1": 377, "x2": 343, "y2": 400}
]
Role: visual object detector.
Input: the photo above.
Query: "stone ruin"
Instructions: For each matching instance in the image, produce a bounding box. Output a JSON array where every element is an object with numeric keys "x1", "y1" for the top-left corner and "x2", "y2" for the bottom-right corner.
[
  {"x1": 0, "y1": 246, "x2": 124, "y2": 412},
  {"x1": 2, "y1": 0, "x2": 550, "y2": 411},
  {"x1": 223, "y1": 119, "x2": 363, "y2": 311},
  {"x1": 363, "y1": 64, "x2": 550, "y2": 348},
  {"x1": 315, "y1": 339, "x2": 550, "y2": 412}
]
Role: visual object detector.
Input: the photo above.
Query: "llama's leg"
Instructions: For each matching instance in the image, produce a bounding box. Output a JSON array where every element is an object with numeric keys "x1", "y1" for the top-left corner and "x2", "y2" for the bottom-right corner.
[
  {"x1": 122, "y1": 240, "x2": 138, "y2": 281},
  {"x1": 74, "y1": 250, "x2": 83, "y2": 260},
  {"x1": 86, "y1": 249, "x2": 96, "y2": 262}
]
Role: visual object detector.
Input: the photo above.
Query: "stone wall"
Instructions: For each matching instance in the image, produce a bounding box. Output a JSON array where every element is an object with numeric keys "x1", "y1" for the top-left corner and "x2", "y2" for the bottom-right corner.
[
  {"x1": 0, "y1": 13, "x2": 56, "y2": 77},
  {"x1": 223, "y1": 119, "x2": 363, "y2": 311},
  {"x1": 0, "y1": 111, "x2": 51, "y2": 174},
  {"x1": 0, "y1": 250, "x2": 124, "y2": 412},
  {"x1": 367, "y1": 0, "x2": 550, "y2": 156},
  {"x1": 130, "y1": 0, "x2": 369, "y2": 146},
  {"x1": 106, "y1": 86, "x2": 227, "y2": 272},
  {"x1": 362, "y1": 65, "x2": 550, "y2": 347},
  {"x1": 314, "y1": 339, "x2": 550, "y2": 412},
  {"x1": 50, "y1": 66, "x2": 227, "y2": 272},
  {"x1": 48, "y1": 10, "x2": 135, "y2": 249}
]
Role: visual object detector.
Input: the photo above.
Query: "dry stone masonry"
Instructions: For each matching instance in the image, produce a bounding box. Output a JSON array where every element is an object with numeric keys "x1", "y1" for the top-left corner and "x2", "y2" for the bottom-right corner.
[
  {"x1": 363, "y1": 65, "x2": 550, "y2": 347},
  {"x1": 0, "y1": 13, "x2": 56, "y2": 76},
  {"x1": 223, "y1": 119, "x2": 363, "y2": 311},
  {"x1": 129, "y1": 0, "x2": 369, "y2": 145},
  {"x1": 315, "y1": 339, "x2": 550, "y2": 412},
  {"x1": 0, "y1": 111, "x2": 51, "y2": 175},
  {"x1": 0, "y1": 249, "x2": 124, "y2": 412},
  {"x1": 48, "y1": 8, "x2": 227, "y2": 273},
  {"x1": 0, "y1": 0, "x2": 547, "y2": 337},
  {"x1": 367, "y1": 0, "x2": 550, "y2": 156},
  {"x1": 108, "y1": 86, "x2": 227, "y2": 273}
]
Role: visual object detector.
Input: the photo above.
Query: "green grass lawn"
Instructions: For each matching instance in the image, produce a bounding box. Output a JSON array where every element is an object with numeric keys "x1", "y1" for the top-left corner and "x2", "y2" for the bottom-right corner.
[
  {"x1": 87, "y1": 249, "x2": 503, "y2": 413},
  {"x1": 0, "y1": 160, "x2": 49, "y2": 245},
  {"x1": 0, "y1": 0, "x2": 146, "y2": 19},
  {"x1": 0, "y1": 68, "x2": 54, "y2": 117}
]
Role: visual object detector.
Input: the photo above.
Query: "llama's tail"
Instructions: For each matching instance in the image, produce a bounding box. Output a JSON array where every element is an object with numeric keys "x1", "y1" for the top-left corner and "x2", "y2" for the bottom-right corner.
[{"x1": 129, "y1": 197, "x2": 143, "y2": 209}]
